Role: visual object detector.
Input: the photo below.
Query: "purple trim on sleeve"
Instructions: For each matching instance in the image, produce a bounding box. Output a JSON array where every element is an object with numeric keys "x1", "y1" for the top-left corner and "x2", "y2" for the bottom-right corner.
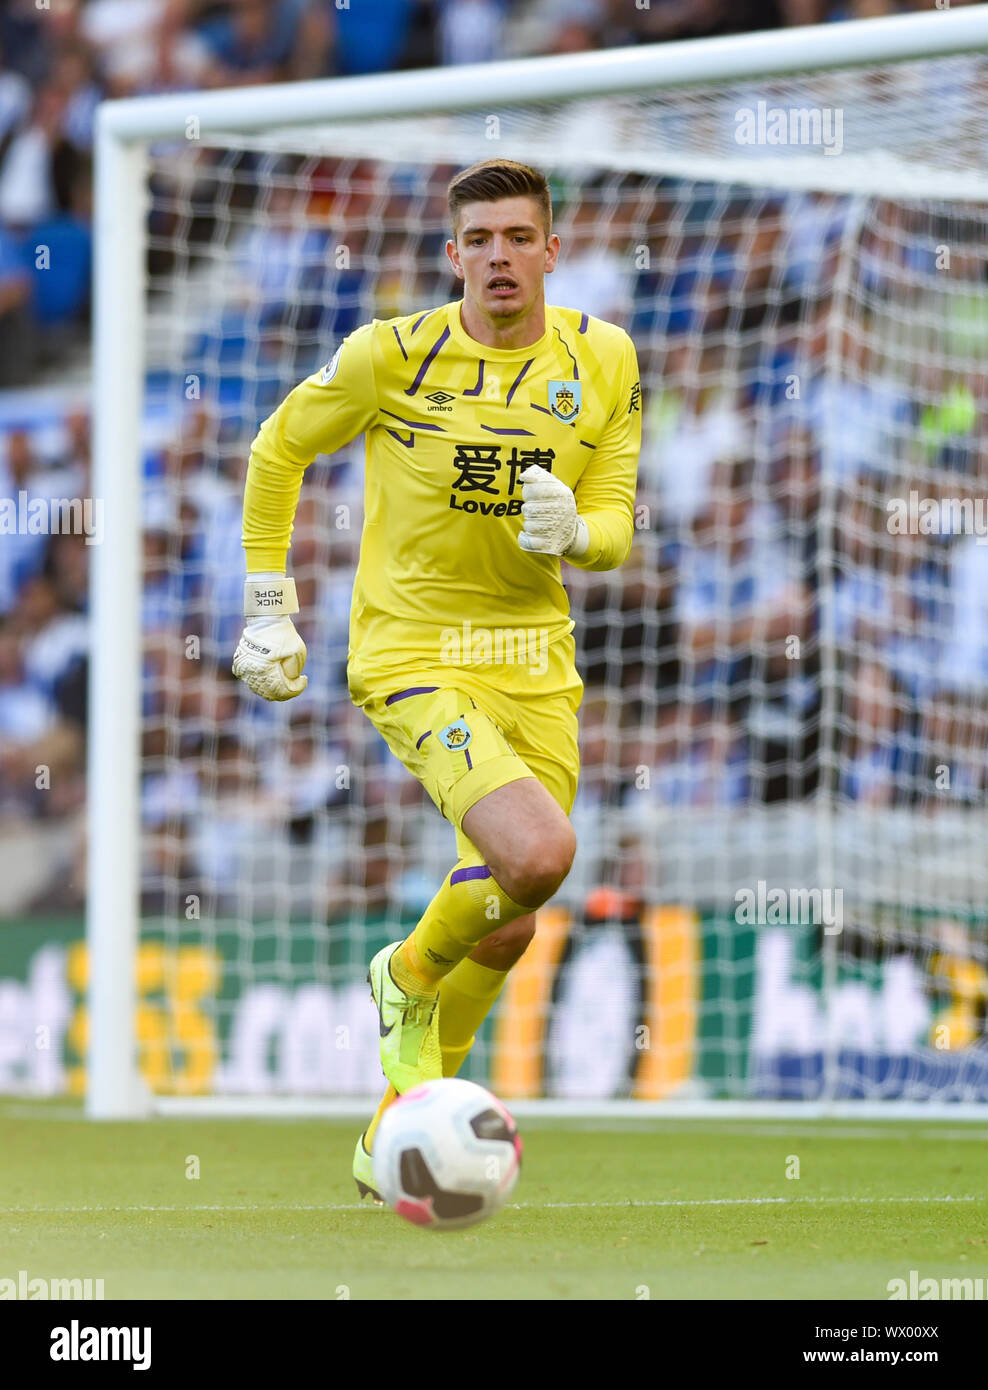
[
  {"x1": 385, "y1": 686, "x2": 440, "y2": 706},
  {"x1": 382, "y1": 409, "x2": 446, "y2": 432}
]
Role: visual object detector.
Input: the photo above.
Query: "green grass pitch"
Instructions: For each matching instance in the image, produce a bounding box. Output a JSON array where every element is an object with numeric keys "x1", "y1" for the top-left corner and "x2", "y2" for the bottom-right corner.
[{"x1": 2, "y1": 1099, "x2": 986, "y2": 1300}]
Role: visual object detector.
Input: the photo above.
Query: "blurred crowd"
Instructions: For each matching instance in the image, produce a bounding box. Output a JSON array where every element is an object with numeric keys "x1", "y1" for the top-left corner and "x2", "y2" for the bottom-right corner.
[
  {"x1": 0, "y1": 0, "x2": 969, "y2": 381},
  {"x1": 0, "y1": 0, "x2": 985, "y2": 917}
]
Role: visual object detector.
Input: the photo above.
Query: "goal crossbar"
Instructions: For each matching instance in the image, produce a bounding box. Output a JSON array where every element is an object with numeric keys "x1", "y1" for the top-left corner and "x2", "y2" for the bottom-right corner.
[{"x1": 97, "y1": 7, "x2": 988, "y2": 141}]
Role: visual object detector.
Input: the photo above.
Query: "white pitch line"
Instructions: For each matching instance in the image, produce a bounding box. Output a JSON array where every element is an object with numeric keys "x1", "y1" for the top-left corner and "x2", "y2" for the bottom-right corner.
[
  {"x1": 536, "y1": 1195, "x2": 984, "y2": 1209},
  {"x1": 4, "y1": 1103, "x2": 988, "y2": 1136},
  {"x1": 539, "y1": 1122, "x2": 988, "y2": 1142},
  {"x1": 0, "y1": 1194, "x2": 982, "y2": 1215},
  {"x1": 0, "y1": 1105, "x2": 87, "y2": 1121}
]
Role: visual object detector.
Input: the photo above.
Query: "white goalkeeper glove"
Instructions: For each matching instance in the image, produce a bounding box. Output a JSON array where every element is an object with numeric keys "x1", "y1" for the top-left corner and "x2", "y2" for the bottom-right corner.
[
  {"x1": 232, "y1": 573, "x2": 308, "y2": 701},
  {"x1": 518, "y1": 464, "x2": 589, "y2": 558}
]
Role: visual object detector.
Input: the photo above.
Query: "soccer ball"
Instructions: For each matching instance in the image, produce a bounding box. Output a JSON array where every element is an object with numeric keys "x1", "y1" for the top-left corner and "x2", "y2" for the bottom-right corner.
[{"x1": 373, "y1": 1078, "x2": 522, "y2": 1231}]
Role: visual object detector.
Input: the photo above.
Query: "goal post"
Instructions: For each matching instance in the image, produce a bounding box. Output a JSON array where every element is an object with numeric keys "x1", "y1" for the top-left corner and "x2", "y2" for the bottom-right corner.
[
  {"x1": 88, "y1": 131, "x2": 148, "y2": 1119},
  {"x1": 88, "y1": 6, "x2": 988, "y2": 1118}
]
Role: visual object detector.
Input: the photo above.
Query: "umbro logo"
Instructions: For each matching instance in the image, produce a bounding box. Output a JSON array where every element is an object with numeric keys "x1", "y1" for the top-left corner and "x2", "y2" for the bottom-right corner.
[{"x1": 425, "y1": 390, "x2": 455, "y2": 412}]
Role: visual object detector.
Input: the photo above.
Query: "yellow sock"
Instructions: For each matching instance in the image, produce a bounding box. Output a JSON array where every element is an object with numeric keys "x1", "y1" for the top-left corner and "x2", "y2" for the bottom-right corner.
[
  {"x1": 363, "y1": 1083, "x2": 398, "y2": 1154},
  {"x1": 439, "y1": 956, "x2": 511, "y2": 1076},
  {"x1": 397, "y1": 856, "x2": 536, "y2": 991},
  {"x1": 390, "y1": 940, "x2": 438, "y2": 998}
]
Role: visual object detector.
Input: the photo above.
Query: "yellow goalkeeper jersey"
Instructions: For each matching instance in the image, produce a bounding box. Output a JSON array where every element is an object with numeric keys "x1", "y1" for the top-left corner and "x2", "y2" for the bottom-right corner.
[{"x1": 242, "y1": 299, "x2": 642, "y2": 704}]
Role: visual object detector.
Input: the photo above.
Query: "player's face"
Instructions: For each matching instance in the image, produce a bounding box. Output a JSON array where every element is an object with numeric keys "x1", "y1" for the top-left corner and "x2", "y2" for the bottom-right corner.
[{"x1": 447, "y1": 197, "x2": 560, "y2": 325}]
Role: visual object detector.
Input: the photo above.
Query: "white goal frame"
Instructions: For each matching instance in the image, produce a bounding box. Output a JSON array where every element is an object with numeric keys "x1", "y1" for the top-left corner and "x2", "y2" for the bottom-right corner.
[{"x1": 88, "y1": 5, "x2": 988, "y2": 1119}]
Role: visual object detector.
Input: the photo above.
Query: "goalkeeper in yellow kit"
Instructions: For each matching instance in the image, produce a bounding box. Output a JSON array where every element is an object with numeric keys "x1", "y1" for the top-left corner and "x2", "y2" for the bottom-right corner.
[{"x1": 233, "y1": 158, "x2": 641, "y2": 1199}]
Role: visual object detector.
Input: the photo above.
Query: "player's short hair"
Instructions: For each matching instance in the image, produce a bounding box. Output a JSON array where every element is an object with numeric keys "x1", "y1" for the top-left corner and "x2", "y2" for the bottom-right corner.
[{"x1": 447, "y1": 160, "x2": 552, "y2": 239}]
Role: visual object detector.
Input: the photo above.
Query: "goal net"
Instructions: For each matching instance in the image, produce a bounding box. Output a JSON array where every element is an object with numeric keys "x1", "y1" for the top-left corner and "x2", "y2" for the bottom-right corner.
[{"x1": 91, "y1": 9, "x2": 988, "y2": 1113}]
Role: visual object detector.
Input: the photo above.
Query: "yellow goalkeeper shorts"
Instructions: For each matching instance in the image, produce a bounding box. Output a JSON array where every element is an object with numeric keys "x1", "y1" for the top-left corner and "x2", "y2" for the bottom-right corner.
[{"x1": 360, "y1": 643, "x2": 582, "y2": 858}]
